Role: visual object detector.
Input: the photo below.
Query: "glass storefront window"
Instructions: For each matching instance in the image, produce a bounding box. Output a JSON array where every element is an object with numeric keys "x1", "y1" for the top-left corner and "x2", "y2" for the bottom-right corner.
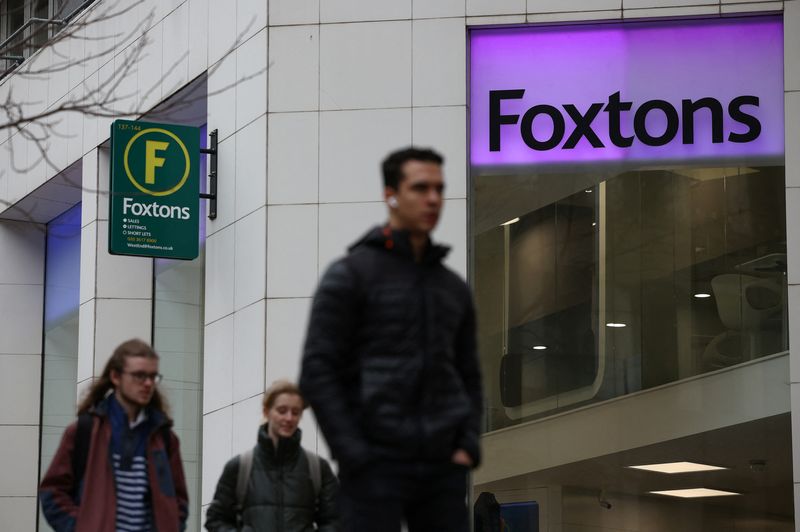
[
  {"x1": 475, "y1": 165, "x2": 787, "y2": 429},
  {"x1": 469, "y1": 16, "x2": 793, "y2": 532}
]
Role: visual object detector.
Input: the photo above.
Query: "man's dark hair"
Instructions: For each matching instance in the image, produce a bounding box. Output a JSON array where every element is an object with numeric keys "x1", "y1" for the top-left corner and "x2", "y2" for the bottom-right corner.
[{"x1": 382, "y1": 147, "x2": 444, "y2": 189}]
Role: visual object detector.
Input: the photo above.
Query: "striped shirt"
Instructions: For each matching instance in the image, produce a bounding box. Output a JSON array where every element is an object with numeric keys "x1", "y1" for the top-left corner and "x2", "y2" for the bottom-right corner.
[{"x1": 112, "y1": 453, "x2": 152, "y2": 531}]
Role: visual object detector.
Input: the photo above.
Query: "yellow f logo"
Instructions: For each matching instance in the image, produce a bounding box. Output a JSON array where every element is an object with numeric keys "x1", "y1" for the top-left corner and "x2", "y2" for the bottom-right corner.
[{"x1": 145, "y1": 140, "x2": 169, "y2": 184}]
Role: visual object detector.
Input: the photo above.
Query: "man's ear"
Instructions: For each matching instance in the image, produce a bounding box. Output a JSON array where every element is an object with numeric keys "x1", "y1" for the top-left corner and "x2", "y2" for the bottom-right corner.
[
  {"x1": 109, "y1": 369, "x2": 121, "y2": 388},
  {"x1": 383, "y1": 186, "x2": 398, "y2": 203}
]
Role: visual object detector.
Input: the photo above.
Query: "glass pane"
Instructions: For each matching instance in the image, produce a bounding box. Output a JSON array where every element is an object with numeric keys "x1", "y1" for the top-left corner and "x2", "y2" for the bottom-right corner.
[
  {"x1": 152, "y1": 130, "x2": 206, "y2": 532},
  {"x1": 39, "y1": 203, "x2": 81, "y2": 531},
  {"x1": 471, "y1": 165, "x2": 792, "y2": 530},
  {"x1": 475, "y1": 166, "x2": 787, "y2": 428}
]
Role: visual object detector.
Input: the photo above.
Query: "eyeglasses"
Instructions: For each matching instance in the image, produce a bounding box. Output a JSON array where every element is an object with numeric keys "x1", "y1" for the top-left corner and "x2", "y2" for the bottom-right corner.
[{"x1": 122, "y1": 371, "x2": 163, "y2": 384}]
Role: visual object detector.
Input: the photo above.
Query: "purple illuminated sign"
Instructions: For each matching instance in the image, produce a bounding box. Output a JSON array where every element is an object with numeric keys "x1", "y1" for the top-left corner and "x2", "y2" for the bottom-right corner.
[{"x1": 470, "y1": 17, "x2": 784, "y2": 168}]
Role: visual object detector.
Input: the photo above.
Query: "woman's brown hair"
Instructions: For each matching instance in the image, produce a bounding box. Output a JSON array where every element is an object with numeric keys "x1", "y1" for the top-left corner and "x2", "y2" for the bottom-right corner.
[
  {"x1": 77, "y1": 338, "x2": 169, "y2": 416},
  {"x1": 262, "y1": 379, "x2": 306, "y2": 412}
]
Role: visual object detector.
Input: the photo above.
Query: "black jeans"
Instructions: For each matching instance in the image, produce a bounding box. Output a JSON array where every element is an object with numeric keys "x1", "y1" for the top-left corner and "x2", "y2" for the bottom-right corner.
[{"x1": 339, "y1": 461, "x2": 469, "y2": 532}]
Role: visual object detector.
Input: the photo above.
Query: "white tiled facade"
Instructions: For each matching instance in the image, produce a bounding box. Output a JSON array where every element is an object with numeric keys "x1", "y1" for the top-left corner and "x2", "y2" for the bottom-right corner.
[{"x1": 0, "y1": 0, "x2": 799, "y2": 530}]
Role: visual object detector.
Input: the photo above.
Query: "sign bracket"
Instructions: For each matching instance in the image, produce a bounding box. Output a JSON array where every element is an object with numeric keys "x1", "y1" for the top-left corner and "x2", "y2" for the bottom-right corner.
[{"x1": 199, "y1": 129, "x2": 218, "y2": 220}]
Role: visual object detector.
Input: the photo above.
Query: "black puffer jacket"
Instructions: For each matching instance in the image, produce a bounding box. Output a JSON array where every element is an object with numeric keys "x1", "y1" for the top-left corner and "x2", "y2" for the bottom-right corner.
[
  {"x1": 300, "y1": 226, "x2": 483, "y2": 475},
  {"x1": 205, "y1": 426, "x2": 339, "y2": 532}
]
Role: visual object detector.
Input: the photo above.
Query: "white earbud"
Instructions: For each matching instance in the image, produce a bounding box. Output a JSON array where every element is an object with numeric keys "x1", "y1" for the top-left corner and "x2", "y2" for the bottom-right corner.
[{"x1": 387, "y1": 196, "x2": 399, "y2": 208}]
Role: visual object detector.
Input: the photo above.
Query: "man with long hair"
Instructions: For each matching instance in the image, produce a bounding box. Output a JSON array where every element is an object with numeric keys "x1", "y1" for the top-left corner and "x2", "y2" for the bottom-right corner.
[{"x1": 40, "y1": 338, "x2": 188, "y2": 531}]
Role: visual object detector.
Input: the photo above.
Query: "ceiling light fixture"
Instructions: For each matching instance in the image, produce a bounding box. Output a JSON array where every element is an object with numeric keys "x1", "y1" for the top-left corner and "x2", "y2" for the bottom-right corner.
[
  {"x1": 606, "y1": 322, "x2": 627, "y2": 328},
  {"x1": 629, "y1": 461, "x2": 726, "y2": 474},
  {"x1": 649, "y1": 488, "x2": 740, "y2": 498},
  {"x1": 532, "y1": 345, "x2": 547, "y2": 350},
  {"x1": 501, "y1": 217, "x2": 520, "y2": 226},
  {"x1": 694, "y1": 293, "x2": 712, "y2": 299}
]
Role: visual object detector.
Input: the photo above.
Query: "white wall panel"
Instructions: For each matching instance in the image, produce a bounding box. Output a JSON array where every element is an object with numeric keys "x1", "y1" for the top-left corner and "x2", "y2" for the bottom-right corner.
[
  {"x1": 237, "y1": 0, "x2": 269, "y2": 43},
  {"x1": 467, "y1": 0, "x2": 526, "y2": 16},
  {"x1": 162, "y1": 2, "x2": 190, "y2": 97},
  {"x1": 201, "y1": 406, "x2": 233, "y2": 506},
  {"x1": 317, "y1": 202, "x2": 386, "y2": 272},
  {"x1": 0, "y1": 355, "x2": 41, "y2": 425},
  {"x1": 235, "y1": 29, "x2": 268, "y2": 131},
  {"x1": 235, "y1": 115, "x2": 268, "y2": 219},
  {"x1": 269, "y1": 26, "x2": 320, "y2": 113},
  {"x1": 412, "y1": 106, "x2": 467, "y2": 199},
  {"x1": 321, "y1": 0, "x2": 411, "y2": 23},
  {"x1": 267, "y1": 204, "x2": 318, "y2": 298},
  {"x1": 0, "y1": 284, "x2": 44, "y2": 355},
  {"x1": 269, "y1": 0, "x2": 319, "y2": 26},
  {"x1": 267, "y1": 112, "x2": 319, "y2": 205},
  {"x1": 203, "y1": 315, "x2": 234, "y2": 413},
  {"x1": 208, "y1": 0, "x2": 237, "y2": 66},
  {"x1": 232, "y1": 301, "x2": 266, "y2": 402},
  {"x1": 94, "y1": 221, "x2": 153, "y2": 299},
  {"x1": 412, "y1": 18, "x2": 466, "y2": 107},
  {"x1": 0, "y1": 426, "x2": 39, "y2": 496},
  {"x1": 232, "y1": 393, "x2": 265, "y2": 455},
  {"x1": 205, "y1": 224, "x2": 236, "y2": 323},
  {"x1": 0, "y1": 497, "x2": 36, "y2": 532},
  {"x1": 787, "y1": 1, "x2": 800, "y2": 92},
  {"x1": 413, "y1": 0, "x2": 465, "y2": 18},
  {"x1": 233, "y1": 207, "x2": 267, "y2": 311},
  {"x1": 207, "y1": 52, "x2": 238, "y2": 143},
  {"x1": 319, "y1": 108, "x2": 411, "y2": 203},
  {"x1": 319, "y1": 21, "x2": 411, "y2": 110},
  {"x1": 265, "y1": 298, "x2": 312, "y2": 383},
  {"x1": 528, "y1": 0, "x2": 620, "y2": 12},
  {"x1": 92, "y1": 298, "x2": 152, "y2": 375}
]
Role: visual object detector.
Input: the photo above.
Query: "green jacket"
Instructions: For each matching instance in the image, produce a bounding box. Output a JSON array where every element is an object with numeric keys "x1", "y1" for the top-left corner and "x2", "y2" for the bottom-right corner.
[{"x1": 205, "y1": 426, "x2": 339, "y2": 532}]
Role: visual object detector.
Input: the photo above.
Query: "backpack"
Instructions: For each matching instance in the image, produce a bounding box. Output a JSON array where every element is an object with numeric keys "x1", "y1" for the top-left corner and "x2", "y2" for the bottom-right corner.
[
  {"x1": 234, "y1": 447, "x2": 322, "y2": 518},
  {"x1": 71, "y1": 412, "x2": 172, "y2": 497}
]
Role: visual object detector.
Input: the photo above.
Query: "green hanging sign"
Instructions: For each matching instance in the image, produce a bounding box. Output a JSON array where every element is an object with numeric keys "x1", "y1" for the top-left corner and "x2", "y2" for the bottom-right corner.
[{"x1": 109, "y1": 119, "x2": 200, "y2": 259}]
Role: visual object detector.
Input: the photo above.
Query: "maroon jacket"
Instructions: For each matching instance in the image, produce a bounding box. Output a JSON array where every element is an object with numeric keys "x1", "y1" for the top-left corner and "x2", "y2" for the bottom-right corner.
[{"x1": 39, "y1": 401, "x2": 189, "y2": 532}]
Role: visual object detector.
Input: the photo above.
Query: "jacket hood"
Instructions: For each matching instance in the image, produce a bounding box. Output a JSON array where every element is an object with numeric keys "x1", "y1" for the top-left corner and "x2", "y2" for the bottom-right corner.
[{"x1": 348, "y1": 225, "x2": 450, "y2": 264}]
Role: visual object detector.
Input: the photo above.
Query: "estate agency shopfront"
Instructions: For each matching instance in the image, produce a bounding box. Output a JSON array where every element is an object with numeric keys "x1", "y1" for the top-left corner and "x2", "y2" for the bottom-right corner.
[{"x1": 468, "y1": 15, "x2": 793, "y2": 531}]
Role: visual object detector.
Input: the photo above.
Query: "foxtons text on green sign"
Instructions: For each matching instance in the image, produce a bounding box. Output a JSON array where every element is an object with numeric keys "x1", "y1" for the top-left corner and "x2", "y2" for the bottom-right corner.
[{"x1": 109, "y1": 119, "x2": 200, "y2": 259}]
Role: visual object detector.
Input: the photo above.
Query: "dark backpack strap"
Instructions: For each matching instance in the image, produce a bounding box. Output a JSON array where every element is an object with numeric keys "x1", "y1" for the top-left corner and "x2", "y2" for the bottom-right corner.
[
  {"x1": 71, "y1": 413, "x2": 93, "y2": 497},
  {"x1": 235, "y1": 448, "x2": 255, "y2": 524},
  {"x1": 304, "y1": 449, "x2": 322, "y2": 500}
]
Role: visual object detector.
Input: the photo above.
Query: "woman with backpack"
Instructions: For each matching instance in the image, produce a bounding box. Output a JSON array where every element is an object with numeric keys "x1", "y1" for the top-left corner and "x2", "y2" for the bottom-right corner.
[{"x1": 205, "y1": 380, "x2": 340, "y2": 531}]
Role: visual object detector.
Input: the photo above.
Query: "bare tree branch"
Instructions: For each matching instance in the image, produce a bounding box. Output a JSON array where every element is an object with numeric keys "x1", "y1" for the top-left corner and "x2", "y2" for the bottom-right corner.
[{"x1": 0, "y1": 0, "x2": 266, "y2": 226}]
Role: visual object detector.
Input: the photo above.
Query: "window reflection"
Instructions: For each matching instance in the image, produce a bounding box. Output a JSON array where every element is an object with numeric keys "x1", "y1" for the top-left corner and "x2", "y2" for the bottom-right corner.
[
  {"x1": 475, "y1": 166, "x2": 787, "y2": 428},
  {"x1": 39, "y1": 203, "x2": 81, "y2": 532}
]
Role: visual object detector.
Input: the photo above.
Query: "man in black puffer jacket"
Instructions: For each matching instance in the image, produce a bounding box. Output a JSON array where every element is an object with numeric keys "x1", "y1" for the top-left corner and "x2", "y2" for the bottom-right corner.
[{"x1": 300, "y1": 147, "x2": 483, "y2": 532}]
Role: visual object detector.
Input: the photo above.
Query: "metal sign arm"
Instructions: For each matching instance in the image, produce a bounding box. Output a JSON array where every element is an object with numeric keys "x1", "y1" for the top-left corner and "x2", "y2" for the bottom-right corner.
[{"x1": 199, "y1": 129, "x2": 218, "y2": 220}]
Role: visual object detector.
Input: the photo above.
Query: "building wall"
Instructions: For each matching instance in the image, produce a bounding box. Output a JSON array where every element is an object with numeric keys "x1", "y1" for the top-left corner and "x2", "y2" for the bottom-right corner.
[
  {"x1": 0, "y1": 221, "x2": 44, "y2": 531},
  {"x1": 1, "y1": 0, "x2": 798, "y2": 531}
]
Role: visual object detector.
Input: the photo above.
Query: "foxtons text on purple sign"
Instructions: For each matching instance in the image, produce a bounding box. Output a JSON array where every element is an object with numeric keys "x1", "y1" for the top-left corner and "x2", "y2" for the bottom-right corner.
[{"x1": 470, "y1": 17, "x2": 783, "y2": 168}]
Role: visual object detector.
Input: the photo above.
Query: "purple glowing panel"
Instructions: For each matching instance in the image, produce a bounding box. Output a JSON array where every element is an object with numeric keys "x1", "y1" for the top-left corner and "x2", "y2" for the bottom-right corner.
[{"x1": 470, "y1": 17, "x2": 784, "y2": 167}]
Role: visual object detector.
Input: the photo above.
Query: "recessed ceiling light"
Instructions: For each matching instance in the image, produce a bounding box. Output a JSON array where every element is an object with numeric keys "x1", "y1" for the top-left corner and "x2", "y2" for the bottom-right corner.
[
  {"x1": 592, "y1": 222, "x2": 597, "y2": 227},
  {"x1": 694, "y1": 293, "x2": 712, "y2": 299},
  {"x1": 501, "y1": 217, "x2": 520, "y2": 226},
  {"x1": 585, "y1": 189, "x2": 593, "y2": 193},
  {"x1": 650, "y1": 488, "x2": 740, "y2": 498},
  {"x1": 532, "y1": 345, "x2": 547, "y2": 350},
  {"x1": 606, "y1": 322, "x2": 627, "y2": 328},
  {"x1": 629, "y1": 462, "x2": 727, "y2": 474}
]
